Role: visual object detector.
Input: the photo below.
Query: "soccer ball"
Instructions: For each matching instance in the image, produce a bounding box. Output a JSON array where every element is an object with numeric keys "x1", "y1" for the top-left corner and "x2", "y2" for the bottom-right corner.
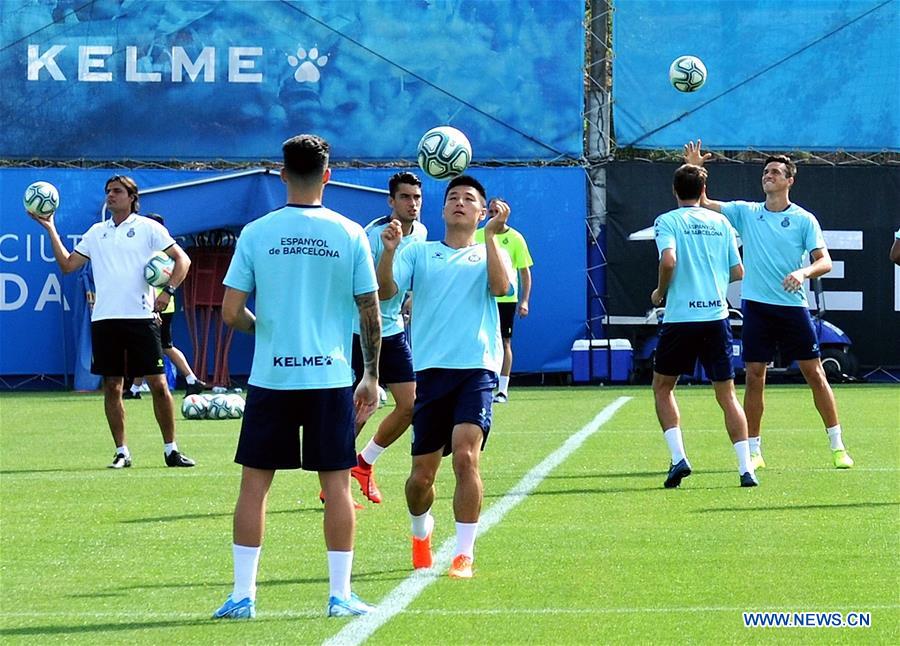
[
  {"x1": 207, "y1": 394, "x2": 232, "y2": 420},
  {"x1": 377, "y1": 386, "x2": 388, "y2": 409},
  {"x1": 669, "y1": 55, "x2": 707, "y2": 92},
  {"x1": 182, "y1": 394, "x2": 209, "y2": 419},
  {"x1": 23, "y1": 181, "x2": 60, "y2": 218},
  {"x1": 144, "y1": 251, "x2": 175, "y2": 287},
  {"x1": 225, "y1": 394, "x2": 245, "y2": 419},
  {"x1": 417, "y1": 126, "x2": 472, "y2": 180}
]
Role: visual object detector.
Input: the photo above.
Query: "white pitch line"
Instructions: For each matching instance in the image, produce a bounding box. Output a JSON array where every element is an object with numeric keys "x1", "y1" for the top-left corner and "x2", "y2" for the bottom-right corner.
[{"x1": 324, "y1": 396, "x2": 632, "y2": 646}]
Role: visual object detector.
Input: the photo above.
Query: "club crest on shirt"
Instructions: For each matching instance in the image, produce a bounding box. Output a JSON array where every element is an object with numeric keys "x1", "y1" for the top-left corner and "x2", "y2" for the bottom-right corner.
[
  {"x1": 467, "y1": 253, "x2": 482, "y2": 263},
  {"x1": 127, "y1": 228, "x2": 136, "y2": 237},
  {"x1": 781, "y1": 217, "x2": 790, "y2": 228},
  {"x1": 502, "y1": 238, "x2": 509, "y2": 245}
]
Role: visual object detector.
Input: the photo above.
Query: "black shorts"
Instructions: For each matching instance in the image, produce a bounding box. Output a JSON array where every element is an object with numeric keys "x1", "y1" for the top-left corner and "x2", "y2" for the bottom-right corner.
[
  {"x1": 654, "y1": 319, "x2": 735, "y2": 382},
  {"x1": 91, "y1": 319, "x2": 165, "y2": 378},
  {"x1": 352, "y1": 331, "x2": 415, "y2": 386},
  {"x1": 741, "y1": 299, "x2": 820, "y2": 363},
  {"x1": 497, "y1": 302, "x2": 516, "y2": 339},
  {"x1": 234, "y1": 385, "x2": 356, "y2": 471},
  {"x1": 160, "y1": 312, "x2": 174, "y2": 349},
  {"x1": 411, "y1": 368, "x2": 497, "y2": 457}
]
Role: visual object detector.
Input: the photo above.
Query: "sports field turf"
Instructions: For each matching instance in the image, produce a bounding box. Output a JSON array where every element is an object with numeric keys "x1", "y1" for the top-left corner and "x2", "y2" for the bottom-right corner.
[{"x1": 1, "y1": 384, "x2": 897, "y2": 644}]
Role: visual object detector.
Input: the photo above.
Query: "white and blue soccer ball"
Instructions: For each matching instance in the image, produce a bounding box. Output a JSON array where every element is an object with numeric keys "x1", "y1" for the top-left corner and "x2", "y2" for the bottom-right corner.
[
  {"x1": 225, "y1": 394, "x2": 245, "y2": 419},
  {"x1": 181, "y1": 394, "x2": 209, "y2": 420},
  {"x1": 144, "y1": 251, "x2": 175, "y2": 287},
  {"x1": 417, "y1": 126, "x2": 472, "y2": 180},
  {"x1": 669, "y1": 55, "x2": 707, "y2": 92},
  {"x1": 23, "y1": 181, "x2": 60, "y2": 218},
  {"x1": 207, "y1": 394, "x2": 232, "y2": 420}
]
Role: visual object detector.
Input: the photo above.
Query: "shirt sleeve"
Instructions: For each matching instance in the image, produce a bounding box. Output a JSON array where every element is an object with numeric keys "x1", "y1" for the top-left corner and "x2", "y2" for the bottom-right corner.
[
  {"x1": 353, "y1": 229, "x2": 378, "y2": 296},
  {"x1": 804, "y1": 216, "x2": 827, "y2": 253},
  {"x1": 654, "y1": 215, "x2": 676, "y2": 256},
  {"x1": 73, "y1": 226, "x2": 94, "y2": 258},
  {"x1": 719, "y1": 201, "x2": 746, "y2": 233},
  {"x1": 148, "y1": 219, "x2": 176, "y2": 251},
  {"x1": 514, "y1": 232, "x2": 534, "y2": 269},
  {"x1": 727, "y1": 223, "x2": 741, "y2": 267},
  {"x1": 223, "y1": 231, "x2": 255, "y2": 293}
]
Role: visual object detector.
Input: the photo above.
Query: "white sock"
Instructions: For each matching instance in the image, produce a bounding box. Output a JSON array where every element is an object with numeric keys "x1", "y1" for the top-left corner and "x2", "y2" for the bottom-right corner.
[
  {"x1": 748, "y1": 436, "x2": 761, "y2": 455},
  {"x1": 232, "y1": 544, "x2": 261, "y2": 601},
  {"x1": 827, "y1": 425, "x2": 845, "y2": 451},
  {"x1": 164, "y1": 442, "x2": 177, "y2": 456},
  {"x1": 664, "y1": 427, "x2": 687, "y2": 464},
  {"x1": 130, "y1": 384, "x2": 141, "y2": 395},
  {"x1": 360, "y1": 440, "x2": 386, "y2": 466},
  {"x1": 734, "y1": 439, "x2": 753, "y2": 475},
  {"x1": 410, "y1": 509, "x2": 434, "y2": 540},
  {"x1": 186, "y1": 374, "x2": 197, "y2": 385},
  {"x1": 454, "y1": 521, "x2": 478, "y2": 559},
  {"x1": 327, "y1": 550, "x2": 353, "y2": 601},
  {"x1": 116, "y1": 445, "x2": 130, "y2": 458},
  {"x1": 498, "y1": 375, "x2": 510, "y2": 394}
]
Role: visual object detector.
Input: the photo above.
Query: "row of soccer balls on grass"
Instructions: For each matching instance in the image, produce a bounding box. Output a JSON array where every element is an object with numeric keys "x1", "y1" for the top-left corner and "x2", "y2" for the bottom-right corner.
[{"x1": 182, "y1": 393, "x2": 245, "y2": 420}]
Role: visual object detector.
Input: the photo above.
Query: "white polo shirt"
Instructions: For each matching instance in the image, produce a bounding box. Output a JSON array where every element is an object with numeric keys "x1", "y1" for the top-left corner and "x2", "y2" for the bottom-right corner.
[{"x1": 74, "y1": 214, "x2": 175, "y2": 322}]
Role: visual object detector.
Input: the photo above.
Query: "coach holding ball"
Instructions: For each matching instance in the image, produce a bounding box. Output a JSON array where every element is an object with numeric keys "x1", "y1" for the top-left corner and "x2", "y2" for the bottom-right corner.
[{"x1": 28, "y1": 175, "x2": 196, "y2": 470}]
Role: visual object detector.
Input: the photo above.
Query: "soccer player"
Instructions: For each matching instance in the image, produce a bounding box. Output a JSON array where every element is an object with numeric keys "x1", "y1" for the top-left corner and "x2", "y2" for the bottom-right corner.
[
  {"x1": 376, "y1": 175, "x2": 514, "y2": 579},
  {"x1": 890, "y1": 227, "x2": 900, "y2": 265},
  {"x1": 474, "y1": 198, "x2": 533, "y2": 403},
  {"x1": 685, "y1": 140, "x2": 854, "y2": 470},
  {"x1": 652, "y1": 164, "x2": 756, "y2": 488},
  {"x1": 30, "y1": 175, "x2": 195, "y2": 469},
  {"x1": 348, "y1": 172, "x2": 427, "y2": 504},
  {"x1": 213, "y1": 134, "x2": 381, "y2": 620}
]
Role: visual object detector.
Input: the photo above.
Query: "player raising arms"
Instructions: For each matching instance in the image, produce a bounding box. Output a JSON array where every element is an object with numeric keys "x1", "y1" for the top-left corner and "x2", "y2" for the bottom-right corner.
[
  {"x1": 651, "y1": 164, "x2": 756, "y2": 488},
  {"x1": 376, "y1": 175, "x2": 514, "y2": 579},
  {"x1": 213, "y1": 134, "x2": 381, "y2": 620},
  {"x1": 684, "y1": 140, "x2": 853, "y2": 470}
]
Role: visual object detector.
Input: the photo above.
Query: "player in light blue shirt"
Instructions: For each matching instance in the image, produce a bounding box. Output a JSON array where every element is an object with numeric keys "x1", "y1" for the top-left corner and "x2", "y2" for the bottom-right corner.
[
  {"x1": 651, "y1": 164, "x2": 755, "y2": 488},
  {"x1": 376, "y1": 175, "x2": 514, "y2": 579},
  {"x1": 685, "y1": 140, "x2": 853, "y2": 470},
  {"x1": 346, "y1": 172, "x2": 428, "y2": 506},
  {"x1": 216, "y1": 134, "x2": 381, "y2": 620}
]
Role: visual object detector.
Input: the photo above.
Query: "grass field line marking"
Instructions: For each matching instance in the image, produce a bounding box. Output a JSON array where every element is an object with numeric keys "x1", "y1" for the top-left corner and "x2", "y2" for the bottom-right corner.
[
  {"x1": 323, "y1": 396, "x2": 632, "y2": 646},
  {"x1": 5, "y1": 603, "x2": 899, "y2": 622}
]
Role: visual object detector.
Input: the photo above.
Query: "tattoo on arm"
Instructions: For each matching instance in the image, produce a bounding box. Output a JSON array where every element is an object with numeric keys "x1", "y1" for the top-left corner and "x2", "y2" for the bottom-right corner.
[{"x1": 355, "y1": 291, "x2": 381, "y2": 378}]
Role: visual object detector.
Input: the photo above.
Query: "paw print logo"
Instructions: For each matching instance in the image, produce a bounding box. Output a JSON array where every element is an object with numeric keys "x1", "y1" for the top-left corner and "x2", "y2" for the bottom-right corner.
[
  {"x1": 324, "y1": 355, "x2": 333, "y2": 366},
  {"x1": 287, "y1": 46, "x2": 328, "y2": 83}
]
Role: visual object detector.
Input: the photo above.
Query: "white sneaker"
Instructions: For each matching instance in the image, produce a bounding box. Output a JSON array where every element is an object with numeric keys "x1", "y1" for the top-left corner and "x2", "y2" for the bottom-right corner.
[{"x1": 492, "y1": 392, "x2": 508, "y2": 404}]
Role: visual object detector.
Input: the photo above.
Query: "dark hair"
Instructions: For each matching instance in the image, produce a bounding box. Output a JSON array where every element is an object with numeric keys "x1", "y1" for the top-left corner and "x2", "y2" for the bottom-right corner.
[
  {"x1": 672, "y1": 164, "x2": 707, "y2": 201},
  {"x1": 444, "y1": 175, "x2": 486, "y2": 204},
  {"x1": 105, "y1": 175, "x2": 140, "y2": 213},
  {"x1": 282, "y1": 134, "x2": 330, "y2": 182},
  {"x1": 388, "y1": 171, "x2": 422, "y2": 197},
  {"x1": 145, "y1": 213, "x2": 165, "y2": 225},
  {"x1": 764, "y1": 154, "x2": 797, "y2": 178}
]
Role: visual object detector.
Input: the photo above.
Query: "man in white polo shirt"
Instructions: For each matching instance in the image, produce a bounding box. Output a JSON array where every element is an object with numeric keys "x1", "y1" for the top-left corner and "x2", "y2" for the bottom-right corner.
[{"x1": 31, "y1": 175, "x2": 196, "y2": 469}]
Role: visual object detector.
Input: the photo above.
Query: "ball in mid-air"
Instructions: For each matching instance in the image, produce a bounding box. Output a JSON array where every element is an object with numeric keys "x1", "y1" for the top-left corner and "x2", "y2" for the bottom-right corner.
[
  {"x1": 669, "y1": 55, "x2": 707, "y2": 92},
  {"x1": 144, "y1": 251, "x2": 175, "y2": 287},
  {"x1": 417, "y1": 126, "x2": 472, "y2": 180},
  {"x1": 23, "y1": 181, "x2": 60, "y2": 218}
]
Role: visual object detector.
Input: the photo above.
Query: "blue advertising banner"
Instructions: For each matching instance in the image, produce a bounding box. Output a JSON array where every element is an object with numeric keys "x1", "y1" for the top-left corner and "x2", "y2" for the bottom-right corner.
[
  {"x1": 0, "y1": 166, "x2": 586, "y2": 378},
  {"x1": 1, "y1": 0, "x2": 584, "y2": 161},
  {"x1": 613, "y1": 0, "x2": 900, "y2": 151}
]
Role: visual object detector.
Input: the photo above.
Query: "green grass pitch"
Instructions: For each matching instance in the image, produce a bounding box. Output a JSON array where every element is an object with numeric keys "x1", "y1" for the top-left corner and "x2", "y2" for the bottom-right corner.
[{"x1": 1, "y1": 384, "x2": 898, "y2": 644}]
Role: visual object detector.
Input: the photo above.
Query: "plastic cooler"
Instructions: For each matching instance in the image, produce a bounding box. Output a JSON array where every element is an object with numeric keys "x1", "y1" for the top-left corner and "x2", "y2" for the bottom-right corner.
[{"x1": 571, "y1": 339, "x2": 633, "y2": 383}]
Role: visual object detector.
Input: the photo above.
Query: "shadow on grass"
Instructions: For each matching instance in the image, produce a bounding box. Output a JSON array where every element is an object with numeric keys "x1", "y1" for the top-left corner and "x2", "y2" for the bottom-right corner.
[
  {"x1": 121, "y1": 507, "x2": 320, "y2": 524},
  {"x1": 543, "y1": 469, "x2": 735, "y2": 480},
  {"x1": 0, "y1": 467, "x2": 101, "y2": 475},
  {"x1": 695, "y1": 501, "x2": 899, "y2": 513},
  {"x1": 0, "y1": 618, "x2": 210, "y2": 638}
]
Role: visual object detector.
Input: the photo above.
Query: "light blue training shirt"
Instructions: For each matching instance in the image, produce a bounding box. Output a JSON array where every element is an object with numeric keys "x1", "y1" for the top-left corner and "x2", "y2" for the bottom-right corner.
[
  {"x1": 223, "y1": 204, "x2": 377, "y2": 390},
  {"x1": 721, "y1": 201, "x2": 826, "y2": 308},
  {"x1": 654, "y1": 206, "x2": 741, "y2": 323},
  {"x1": 353, "y1": 216, "x2": 428, "y2": 337},
  {"x1": 392, "y1": 241, "x2": 512, "y2": 374}
]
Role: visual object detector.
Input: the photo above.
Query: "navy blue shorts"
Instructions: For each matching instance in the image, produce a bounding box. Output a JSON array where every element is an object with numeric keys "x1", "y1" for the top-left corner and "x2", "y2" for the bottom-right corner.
[
  {"x1": 235, "y1": 385, "x2": 356, "y2": 471},
  {"x1": 498, "y1": 302, "x2": 517, "y2": 339},
  {"x1": 741, "y1": 299, "x2": 820, "y2": 363},
  {"x1": 412, "y1": 368, "x2": 497, "y2": 457},
  {"x1": 91, "y1": 319, "x2": 164, "y2": 377},
  {"x1": 352, "y1": 331, "x2": 415, "y2": 386},
  {"x1": 654, "y1": 319, "x2": 735, "y2": 382}
]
